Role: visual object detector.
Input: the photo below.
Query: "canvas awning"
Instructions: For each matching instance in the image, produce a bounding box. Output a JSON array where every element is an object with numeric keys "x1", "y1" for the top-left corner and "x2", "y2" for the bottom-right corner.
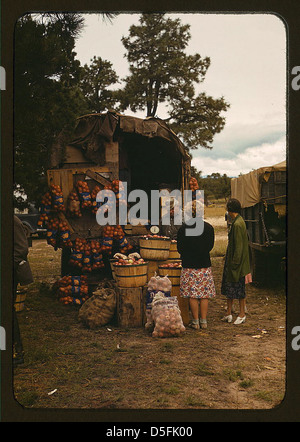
[
  {"x1": 231, "y1": 160, "x2": 286, "y2": 208},
  {"x1": 69, "y1": 111, "x2": 191, "y2": 163}
]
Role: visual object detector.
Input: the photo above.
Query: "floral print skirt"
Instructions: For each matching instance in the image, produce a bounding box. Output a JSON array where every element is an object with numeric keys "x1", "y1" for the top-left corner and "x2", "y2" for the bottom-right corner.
[{"x1": 180, "y1": 267, "x2": 216, "y2": 299}]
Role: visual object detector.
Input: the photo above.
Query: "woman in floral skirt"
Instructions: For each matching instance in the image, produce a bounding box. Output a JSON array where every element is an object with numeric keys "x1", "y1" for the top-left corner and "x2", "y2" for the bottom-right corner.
[{"x1": 177, "y1": 201, "x2": 216, "y2": 329}]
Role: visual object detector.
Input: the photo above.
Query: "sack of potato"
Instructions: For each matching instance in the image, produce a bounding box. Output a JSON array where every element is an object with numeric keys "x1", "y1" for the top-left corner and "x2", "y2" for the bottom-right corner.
[
  {"x1": 78, "y1": 286, "x2": 116, "y2": 329},
  {"x1": 151, "y1": 293, "x2": 185, "y2": 338},
  {"x1": 145, "y1": 273, "x2": 172, "y2": 331}
]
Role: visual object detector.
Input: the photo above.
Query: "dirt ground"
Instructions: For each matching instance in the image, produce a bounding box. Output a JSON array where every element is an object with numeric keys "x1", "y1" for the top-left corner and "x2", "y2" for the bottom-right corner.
[{"x1": 13, "y1": 218, "x2": 286, "y2": 411}]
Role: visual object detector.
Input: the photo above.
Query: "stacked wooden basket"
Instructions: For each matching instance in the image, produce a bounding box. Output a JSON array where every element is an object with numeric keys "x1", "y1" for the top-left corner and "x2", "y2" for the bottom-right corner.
[{"x1": 109, "y1": 236, "x2": 189, "y2": 328}]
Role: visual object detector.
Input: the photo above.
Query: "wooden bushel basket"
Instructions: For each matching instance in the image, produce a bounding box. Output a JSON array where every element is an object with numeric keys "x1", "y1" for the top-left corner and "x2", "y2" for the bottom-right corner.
[
  {"x1": 15, "y1": 291, "x2": 26, "y2": 312},
  {"x1": 169, "y1": 241, "x2": 181, "y2": 261},
  {"x1": 113, "y1": 262, "x2": 149, "y2": 288},
  {"x1": 139, "y1": 237, "x2": 171, "y2": 261},
  {"x1": 109, "y1": 259, "x2": 118, "y2": 281},
  {"x1": 158, "y1": 263, "x2": 182, "y2": 287}
]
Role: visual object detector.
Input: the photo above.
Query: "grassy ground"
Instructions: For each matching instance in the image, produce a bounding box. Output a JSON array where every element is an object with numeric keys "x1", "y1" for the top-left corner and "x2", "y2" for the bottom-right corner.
[{"x1": 13, "y1": 208, "x2": 286, "y2": 411}]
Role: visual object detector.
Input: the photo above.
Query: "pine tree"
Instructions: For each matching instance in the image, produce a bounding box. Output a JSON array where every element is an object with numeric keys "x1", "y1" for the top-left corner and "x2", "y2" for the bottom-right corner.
[{"x1": 118, "y1": 13, "x2": 229, "y2": 149}]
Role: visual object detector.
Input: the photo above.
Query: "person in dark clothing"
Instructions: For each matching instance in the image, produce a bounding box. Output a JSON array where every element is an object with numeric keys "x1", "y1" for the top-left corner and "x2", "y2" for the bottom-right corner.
[
  {"x1": 13, "y1": 215, "x2": 33, "y2": 365},
  {"x1": 221, "y1": 198, "x2": 251, "y2": 325},
  {"x1": 177, "y1": 201, "x2": 216, "y2": 329},
  {"x1": 160, "y1": 199, "x2": 182, "y2": 240}
]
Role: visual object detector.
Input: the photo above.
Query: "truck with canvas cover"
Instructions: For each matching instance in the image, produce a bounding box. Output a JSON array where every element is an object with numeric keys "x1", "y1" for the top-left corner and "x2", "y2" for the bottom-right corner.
[
  {"x1": 229, "y1": 160, "x2": 286, "y2": 285},
  {"x1": 46, "y1": 111, "x2": 191, "y2": 278}
]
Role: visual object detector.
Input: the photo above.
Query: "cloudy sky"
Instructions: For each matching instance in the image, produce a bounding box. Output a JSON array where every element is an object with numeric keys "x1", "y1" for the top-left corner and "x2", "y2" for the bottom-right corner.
[{"x1": 74, "y1": 13, "x2": 287, "y2": 177}]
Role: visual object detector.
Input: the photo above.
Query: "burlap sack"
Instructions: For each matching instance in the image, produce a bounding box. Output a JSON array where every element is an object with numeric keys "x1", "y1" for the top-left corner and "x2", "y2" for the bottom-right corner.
[{"x1": 78, "y1": 287, "x2": 116, "y2": 329}]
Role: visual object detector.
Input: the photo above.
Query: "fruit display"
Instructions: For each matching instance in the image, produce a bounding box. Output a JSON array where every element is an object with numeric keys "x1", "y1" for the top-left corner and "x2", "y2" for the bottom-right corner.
[
  {"x1": 69, "y1": 238, "x2": 104, "y2": 272},
  {"x1": 141, "y1": 234, "x2": 170, "y2": 240},
  {"x1": 91, "y1": 185, "x2": 101, "y2": 214},
  {"x1": 46, "y1": 216, "x2": 72, "y2": 249},
  {"x1": 82, "y1": 242, "x2": 92, "y2": 273},
  {"x1": 50, "y1": 184, "x2": 65, "y2": 212},
  {"x1": 112, "y1": 180, "x2": 127, "y2": 208},
  {"x1": 56, "y1": 275, "x2": 89, "y2": 306},
  {"x1": 58, "y1": 220, "x2": 73, "y2": 248},
  {"x1": 76, "y1": 180, "x2": 92, "y2": 209},
  {"x1": 58, "y1": 275, "x2": 88, "y2": 287},
  {"x1": 189, "y1": 177, "x2": 199, "y2": 191},
  {"x1": 159, "y1": 262, "x2": 182, "y2": 269},
  {"x1": 38, "y1": 192, "x2": 52, "y2": 227},
  {"x1": 151, "y1": 294, "x2": 185, "y2": 338},
  {"x1": 90, "y1": 240, "x2": 104, "y2": 270},
  {"x1": 46, "y1": 216, "x2": 59, "y2": 247},
  {"x1": 68, "y1": 188, "x2": 82, "y2": 218},
  {"x1": 69, "y1": 237, "x2": 86, "y2": 269},
  {"x1": 113, "y1": 252, "x2": 145, "y2": 266},
  {"x1": 102, "y1": 226, "x2": 114, "y2": 254},
  {"x1": 112, "y1": 179, "x2": 124, "y2": 193},
  {"x1": 118, "y1": 234, "x2": 133, "y2": 254},
  {"x1": 101, "y1": 225, "x2": 132, "y2": 255}
]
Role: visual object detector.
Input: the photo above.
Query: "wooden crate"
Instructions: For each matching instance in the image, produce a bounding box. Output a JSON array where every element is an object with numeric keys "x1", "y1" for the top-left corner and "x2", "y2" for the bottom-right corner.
[
  {"x1": 47, "y1": 166, "x2": 112, "y2": 202},
  {"x1": 117, "y1": 287, "x2": 144, "y2": 327},
  {"x1": 47, "y1": 166, "x2": 113, "y2": 238}
]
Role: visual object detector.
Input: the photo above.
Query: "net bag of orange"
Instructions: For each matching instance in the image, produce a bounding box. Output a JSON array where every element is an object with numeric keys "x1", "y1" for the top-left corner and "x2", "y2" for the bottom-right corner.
[
  {"x1": 46, "y1": 216, "x2": 59, "y2": 247},
  {"x1": 69, "y1": 238, "x2": 86, "y2": 269},
  {"x1": 91, "y1": 185, "x2": 102, "y2": 214},
  {"x1": 82, "y1": 242, "x2": 92, "y2": 273},
  {"x1": 90, "y1": 240, "x2": 104, "y2": 270},
  {"x1": 38, "y1": 192, "x2": 52, "y2": 227},
  {"x1": 102, "y1": 226, "x2": 114, "y2": 254},
  {"x1": 68, "y1": 188, "x2": 82, "y2": 218},
  {"x1": 119, "y1": 235, "x2": 133, "y2": 254},
  {"x1": 50, "y1": 184, "x2": 65, "y2": 212},
  {"x1": 112, "y1": 180, "x2": 126, "y2": 207},
  {"x1": 76, "y1": 180, "x2": 92, "y2": 209},
  {"x1": 58, "y1": 220, "x2": 73, "y2": 248}
]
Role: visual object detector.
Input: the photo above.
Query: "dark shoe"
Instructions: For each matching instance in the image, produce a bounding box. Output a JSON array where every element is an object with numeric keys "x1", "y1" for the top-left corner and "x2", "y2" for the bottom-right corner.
[
  {"x1": 13, "y1": 344, "x2": 24, "y2": 366},
  {"x1": 13, "y1": 352, "x2": 24, "y2": 367}
]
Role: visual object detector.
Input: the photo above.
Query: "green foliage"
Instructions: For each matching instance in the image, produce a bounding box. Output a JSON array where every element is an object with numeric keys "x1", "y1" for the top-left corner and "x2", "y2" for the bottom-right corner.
[
  {"x1": 14, "y1": 14, "x2": 88, "y2": 208},
  {"x1": 80, "y1": 56, "x2": 119, "y2": 113},
  {"x1": 14, "y1": 12, "x2": 230, "y2": 210},
  {"x1": 191, "y1": 166, "x2": 231, "y2": 201},
  {"x1": 118, "y1": 13, "x2": 229, "y2": 149}
]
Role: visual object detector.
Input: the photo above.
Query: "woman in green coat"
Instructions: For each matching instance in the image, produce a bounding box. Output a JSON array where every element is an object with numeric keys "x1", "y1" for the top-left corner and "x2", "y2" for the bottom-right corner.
[{"x1": 221, "y1": 198, "x2": 251, "y2": 325}]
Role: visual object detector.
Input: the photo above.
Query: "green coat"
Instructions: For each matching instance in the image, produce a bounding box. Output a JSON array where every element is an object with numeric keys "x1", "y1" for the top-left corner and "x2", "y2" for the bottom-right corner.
[{"x1": 224, "y1": 214, "x2": 250, "y2": 283}]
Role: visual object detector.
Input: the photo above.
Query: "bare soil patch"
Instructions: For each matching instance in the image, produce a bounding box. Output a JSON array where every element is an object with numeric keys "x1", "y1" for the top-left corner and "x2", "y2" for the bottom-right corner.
[{"x1": 13, "y1": 224, "x2": 286, "y2": 411}]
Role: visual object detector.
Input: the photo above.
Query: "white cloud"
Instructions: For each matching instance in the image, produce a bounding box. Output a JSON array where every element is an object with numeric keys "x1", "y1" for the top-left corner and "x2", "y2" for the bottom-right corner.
[
  {"x1": 74, "y1": 13, "x2": 286, "y2": 177},
  {"x1": 192, "y1": 136, "x2": 286, "y2": 177}
]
